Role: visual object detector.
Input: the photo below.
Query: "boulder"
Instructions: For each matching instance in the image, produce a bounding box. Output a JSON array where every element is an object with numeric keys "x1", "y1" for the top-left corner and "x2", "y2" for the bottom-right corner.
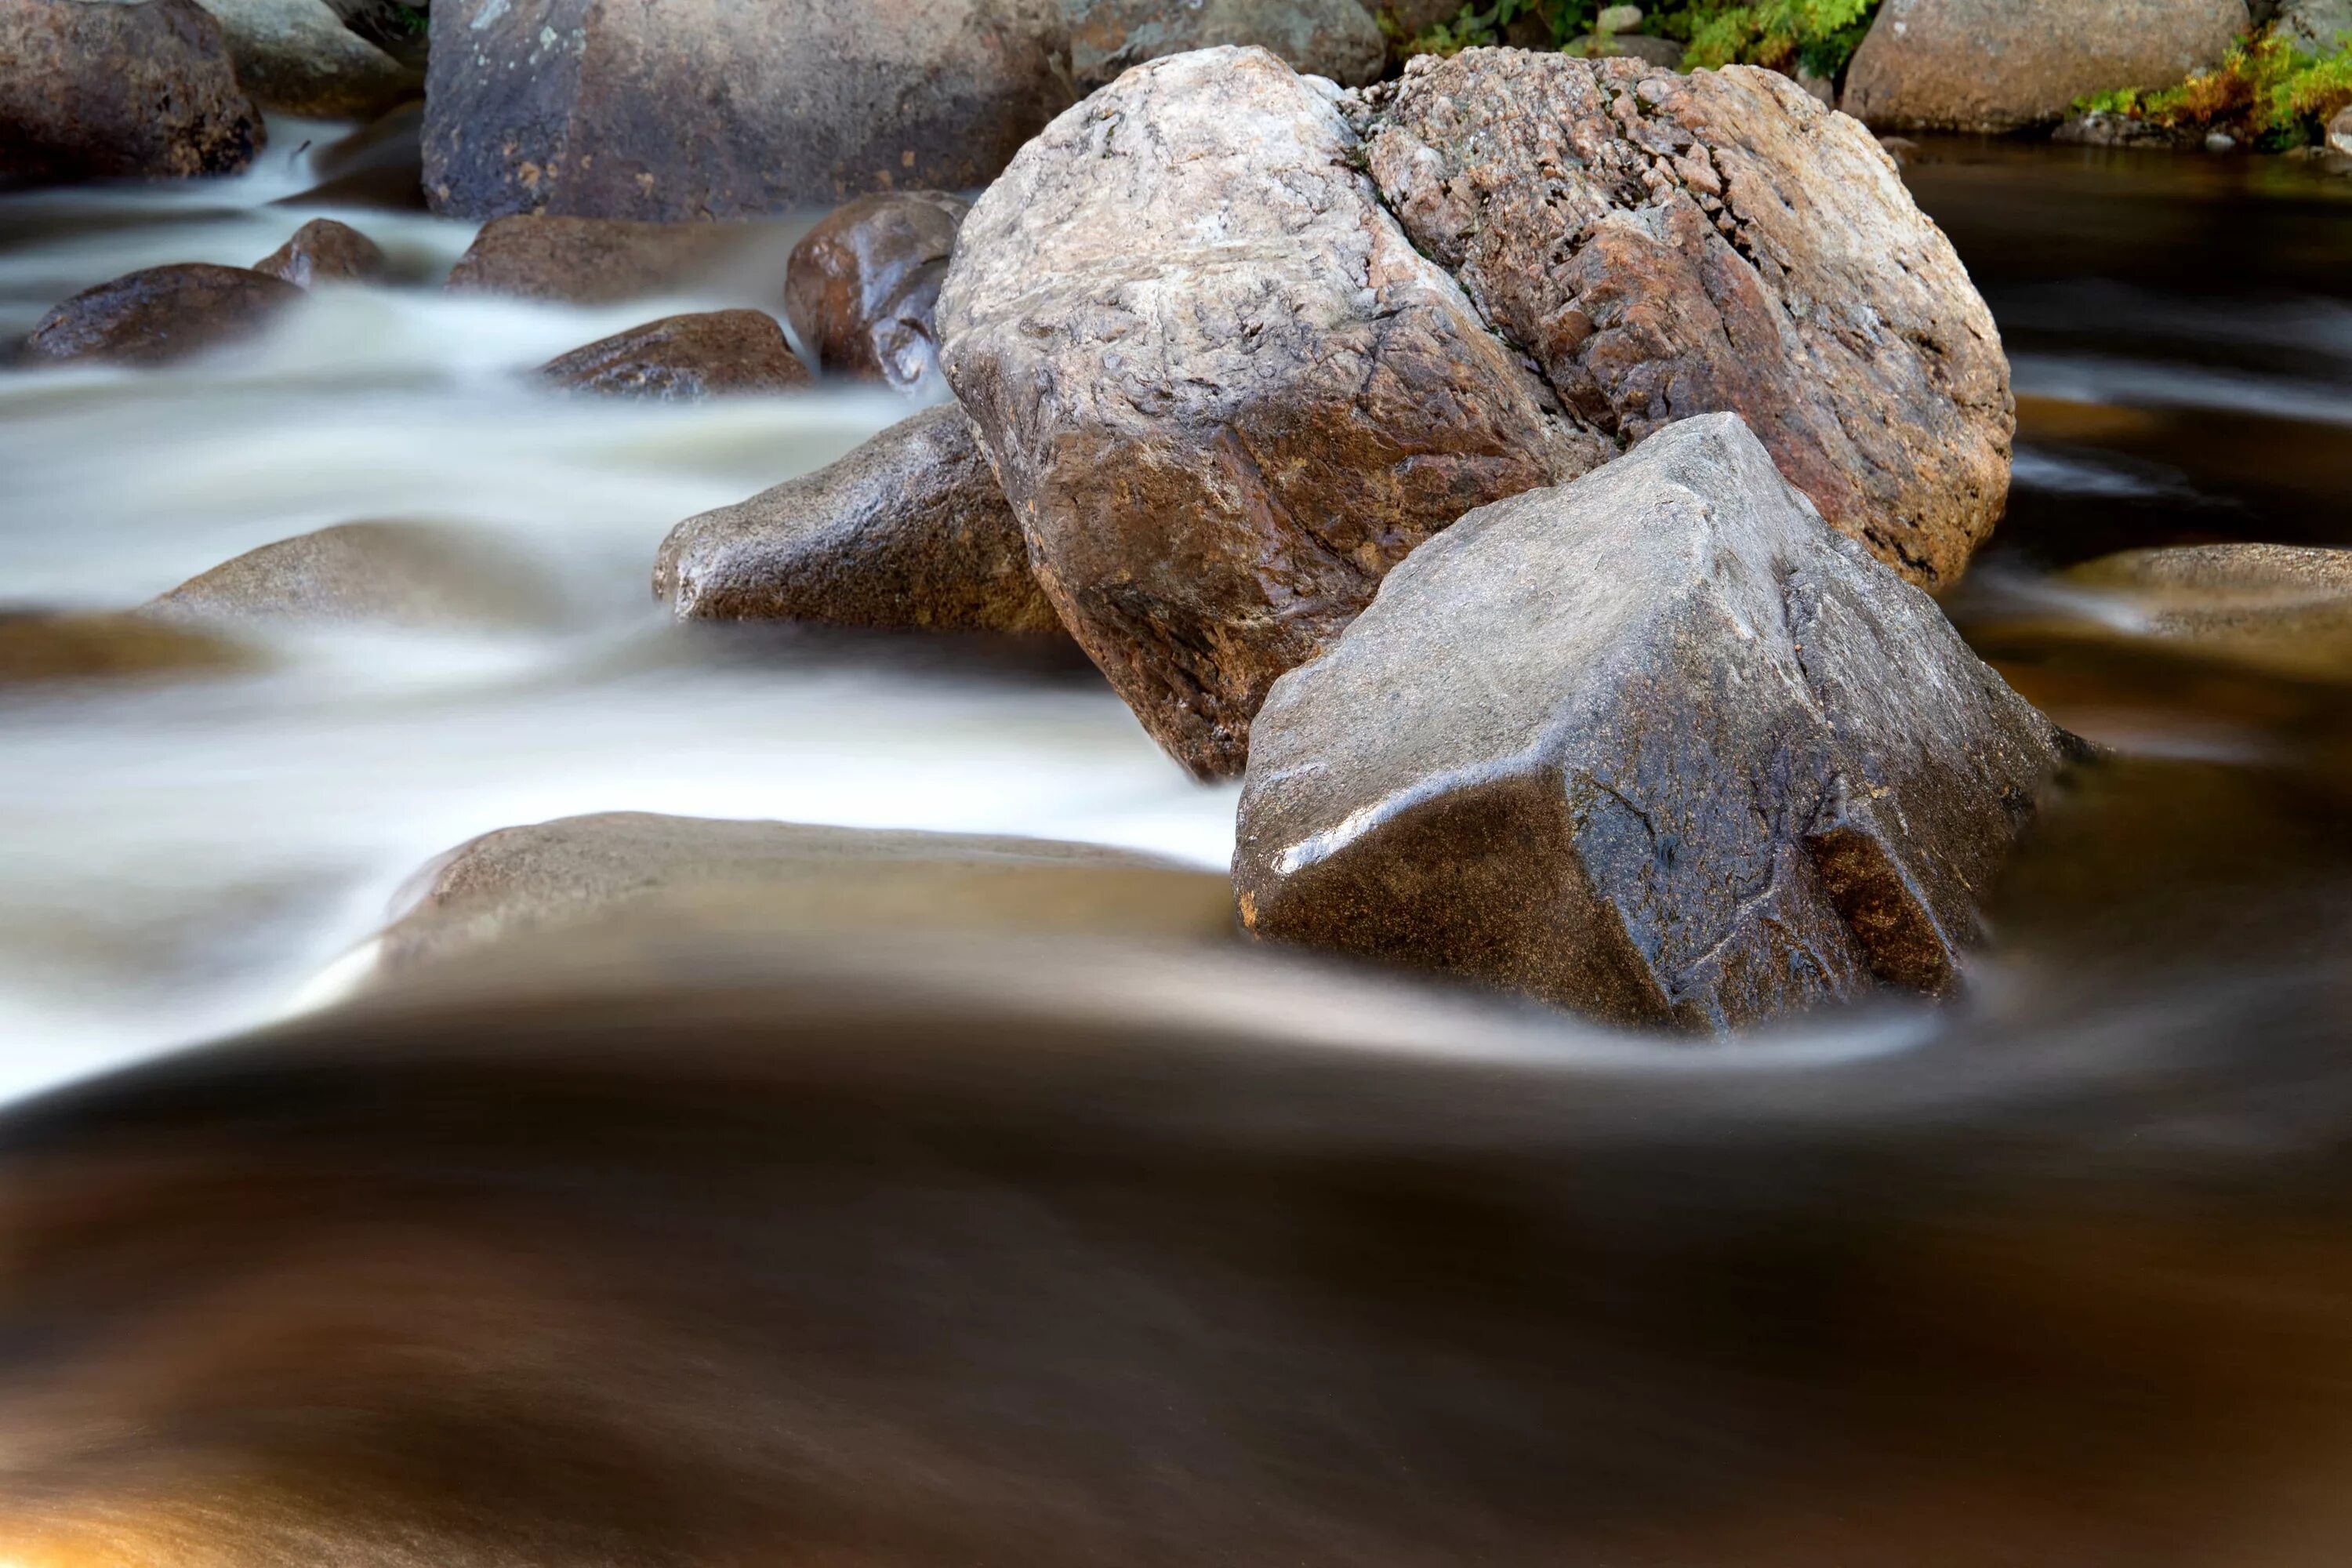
[
  {"x1": 191, "y1": 0, "x2": 418, "y2": 118},
  {"x1": 2063, "y1": 543, "x2": 2352, "y2": 677},
  {"x1": 536, "y1": 310, "x2": 812, "y2": 401},
  {"x1": 420, "y1": 0, "x2": 1074, "y2": 221},
  {"x1": 782, "y1": 191, "x2": 968, "y2": 394},
  {"x1": 1066, "y1": 0, "x2": 1385, "y2": 89},
  {"x1": 1232, "y1": 416, "x2": 2069, "y2": 1032},
  {"x1": 939, "y1": 46, "x2": 1604, "y2": 779},
  {"x1": 1358, "y1": 50, "x2": 2013, "y2": 591},
  {"x1": 24, "y1": 263, "x2": 302, "y2": 367},
  {"x1": 253, "y1": 217, "x2": 387, "y2": 286},
  {"x1": 655, "y1": 404, "x2": 1063, "y2": 635},
  {"x1": 0, "y1": 608, "x2": 258, "y2": 685},
  {"x1": 0, "y1": 0, "x2": 263, "y2": 187},
  {"x1": 147, "y1": 521, "x2": 565, "y2": 629},
  {"x1": 376, "y1": 812, "x2": 1235, "y2": 977},
  {"x1": 1840, "y1": 0, "x2": 2250, "y2": 133},
  {"x1": 441, "y1": 215, "x2": 768, "y2": 305},
  {"x1": 2274, "y1": 0, "x2": 2352, "y2": 53},
  {"x1": 322, "y1": 0, "x2": 428, "y2": 67}
]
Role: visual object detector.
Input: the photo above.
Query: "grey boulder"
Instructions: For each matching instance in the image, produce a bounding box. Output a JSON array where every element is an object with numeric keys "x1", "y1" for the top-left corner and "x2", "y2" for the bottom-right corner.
[{"x1": 1065, "y1": 0, "x2": 1385, "y2": 89}]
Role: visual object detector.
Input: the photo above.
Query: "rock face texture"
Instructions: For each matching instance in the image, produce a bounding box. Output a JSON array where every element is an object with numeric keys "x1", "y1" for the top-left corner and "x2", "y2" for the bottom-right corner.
[
  {"x1": 1359, "y1": 50, "x2": 2012, "y2": 591},
  {"x1": 253, "y1": 218, "x2": 387, "y2": 287},
  {"x1": 24, "y1": 264, "x2": 302, "y2": 366},
  {"x1": 0, "y1": 0, "x2": 263, "y2": 187},
  {"x1": 421, "y1": 0, "x2": 1074, "y2": 221},
  {"x1": 940, "y1": 46, "x2": 1604, "y2": 779},
  {"x1": 1066, "y1": 0, "x2": 1385, "y2": 89},
  {"x1": 441, "y1": 216, "x2": 764, "y2": 304},
  {"x1": 1234, "y1": 416, "x2": 2067, "y2": 1032},
  {"x1": 191, "y1": 0, "x2": 419, "y2": 118},
  {"x1": 783, "y1": 191, "x2": 969, "y2": 395},
  {"x1": 1841, "y1": 0, "x2": 2250, "y2": 132},
  {"x1": 149, "y1": 521, "x2": 565, "y2": 629},
  {"x1": 537, "y1": 310, "x2": 812, "y2": 401},
  {"x1": 656, "y1": 405, "x2": 1063, "y2": 636}
]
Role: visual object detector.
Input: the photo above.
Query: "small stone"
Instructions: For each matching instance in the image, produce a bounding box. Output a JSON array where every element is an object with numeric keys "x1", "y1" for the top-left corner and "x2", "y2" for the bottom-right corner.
[
  {"x1": 24, "y1": 263, "x2": 301, "y2": 367},
  {"x1": 2330, "y1": 105, "x2": 2352, "y2": 158},
  {"x1": 782, "y1": 191, "x2": 968, "y2": 394},
  {"x1": 2205, "y1": 129, "x2": 2238, "y2": 153},
  {"x1": 1598, "y1": 4, "x2": 1644, "y2": 29},
  {"x1": 537, "y1": 310, "x2": 811, "y2": 401},
  {"x1": 253, "y1": 218, "x2": 387, "y2": 288},
  {"x1": 147, "y1": 521, "x2": 568, "y2": 630}
]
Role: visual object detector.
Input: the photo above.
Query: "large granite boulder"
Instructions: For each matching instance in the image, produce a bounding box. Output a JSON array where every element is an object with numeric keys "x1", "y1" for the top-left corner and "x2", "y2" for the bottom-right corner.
[
  {"x1": 0, "y1": 0, "x2": 263, "y2": 187},
  {"x1": 537, "y1": 310, "x2": 812, "y2": 401},
  {"x1": 1233, "y1": 416, "x2": 2070, "y2": 1032},
  {"x1": 191, "y1": 0, "x2": 419, "y2": 118},
  {"x1": 24, "y1": 263, "x2": 302, "y2": 366},
  {"x1": 1842, "y1": 0, "x2": 2250, "y2": 132},
  {"x1": 655, "y1": 405, "x2": 1063, "y2": 636},
  {"x1": 783, "y1": 191, "x2": 969, "y2": 395},
  {"x1": 421, "y1": 0, "x2": 1074, "y2": 220},
  {"x1": 939, "y1": 46, "x2": 1605, "y2": 779},
  {"x1": 1066, "y1": 0, "x2": 1385, "y2": 89},
  {"x1": 1357, "y1": 49, "x2": 2013, "y2": 592}
]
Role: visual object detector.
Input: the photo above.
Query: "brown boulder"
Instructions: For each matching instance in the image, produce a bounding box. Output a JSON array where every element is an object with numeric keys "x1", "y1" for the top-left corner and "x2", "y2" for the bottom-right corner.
[
  {"x1": 0, "y1": 607, "x2": 258, "y2": 685},
  {"x1": 0, "y1": 0, "x2": 263, "y2": 187},
  {"x1": 783, "y1": 191, "x2": 969, "y2": 395},
  {"x1": 1358, "y1": 50, "x2": 2012, "y2": 590},
  {"x1": 938, "y1": 46, "x2": 1603, "y2": 779},
  {"x1": 147, "y1": 521, "x2": 567, "y2": 630},
  {"x1": 253, "y1": 218, "x2": 387, "y2": 287},
  {"x1": 1841, "y1": 0, "x2": 2249, "y2": 133},
  {"x1": 537, "y1": 310, "x2": 812, "y2": 401},
  {"x1": 24, "y1": 263, "x2": 302, "y2": 367},
  {"x1": 1066, "y1": 0, "x2": 1386, "y2": 89},
  {"x1": 441, "y1": 215, "x2": 776, "y2": 305},
  {"x1": 420, "y1": 0, "x2": 1075, "y2": 221},
  {"x1": 655, "y1": 404, "x2": 1062, "y2": 636}
]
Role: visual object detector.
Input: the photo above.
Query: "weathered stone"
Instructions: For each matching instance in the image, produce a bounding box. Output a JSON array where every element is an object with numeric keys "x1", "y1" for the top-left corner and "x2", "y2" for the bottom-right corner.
[
  {"x1": 147, "y1": 521, "x2": 565, "y2": 629},
  {"x1": 1841, "y1": 0, "x2": 2249, "y2": 133},
  {"x1": 253, "y1": 217, "x2": 387, "y2": 287},
  {"x1": 191, "y1": 0, "x2": 419, "y2": 118},
  {"x1": 656, "y1": 404, "x2": 1062, "y2": 637},
  {"x1": 0, "y1": 0, "x2": 263, "y2": 187},
  {"x1": 24, "y1": 264, "x2": 302, "y2": 367},
  {"x1": 1359, "y1": 50, "x2": 2013, "y2": 590},
  {"x1": 2063, "y1": 543, "x2": 2352, "y2": 677},
  {"x1": 536, "y1": 310, "x2": 811, "y2": 401},
  {"x1": 940, "y1": 46, "x2": 1604, "y2": 779},
  {"x1": 1066, "y1": 0, "x2": 1385, "y2": 89},
  {"x1": 441, "y1": 215, "x2": 770, "y2": 305},
  {"x1": 783, "y1": 191, "x2": 968, "y2": 394},
  {"x1": 421, "y1": 0, "x2": 1074, "y2": 221},
  {"x1": 1234, "y1": 416, "x2": 2067, "y2": 1032}
]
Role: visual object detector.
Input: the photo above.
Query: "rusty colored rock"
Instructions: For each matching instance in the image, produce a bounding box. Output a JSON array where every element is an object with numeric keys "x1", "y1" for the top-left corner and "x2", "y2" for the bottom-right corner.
[
  {"x1": 655, "y1": 404, "x2": 1062, "y2": 636},
  {"x1": 783, "y1": 191, "x2": 969, "y2": 395},
  {"x1": 1234, "y1": 416, "x2": 2069, "y2": 1032},
  {"x1": 1066, "y1": 0, "x2": 1385, "y2": 89},
  {"x1": 24, "y1": 263, "x2": 302, "y2": 367},
  {"x1": 0, "y1": 0, "x2": 263, "y2": 187},
  {"x1": 253, "y1": 218, "x2": 387, "y2": 287},
  {"x1": 537, "y1": 310, "x2": 812, "y2": 401},
  {"x1": 441, "y1": 215, "x2": 775, "y2": 305},
  {"x1": 1358, "y1": 50, "x2": 2012, "y2": 590},
  {"x1": 940, "y1": 46, "x2": 1605, "y2": 779}
]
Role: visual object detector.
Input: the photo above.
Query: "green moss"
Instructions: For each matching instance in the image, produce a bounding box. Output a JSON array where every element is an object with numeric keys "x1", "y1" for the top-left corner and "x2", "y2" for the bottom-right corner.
[
  {"x1": 1661, "y1": 0, "x2": 1878, "y2": 74},
  {"x1": 1388, "y1": 0, "x2": 1596, "y2": 56},
  {"x1": 2072, "y1": 31, "x2": 2352, "y2": 149}
]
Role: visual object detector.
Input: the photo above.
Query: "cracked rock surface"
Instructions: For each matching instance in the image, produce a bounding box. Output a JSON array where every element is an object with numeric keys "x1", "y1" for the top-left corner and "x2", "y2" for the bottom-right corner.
[{"x1": 1234, "y1": 415, "x2": 2067, "y2": 1032}]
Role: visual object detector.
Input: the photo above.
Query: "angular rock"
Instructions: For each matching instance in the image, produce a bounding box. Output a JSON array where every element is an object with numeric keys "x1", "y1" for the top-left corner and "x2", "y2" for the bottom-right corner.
[
  {"x1": 783, "y1": 191, "x2": 968, "y2": 394},
  {"x1": 1840, "y1": 0, "x2": 2249, "y2": 133},
  {"x1": 1066, "y1": 0, "x2": 1385, "y2": 89},
  {"x1": 2063, "y1": 543, "x2": 2352, "y2": 677},
  {"x1": 24, "y1": 263, "x2": 302, "y2": 367},
  {"x1": 147, "y1": 521, "x2": 565, "y2": 629},
  {"x1": 536, "y1": 310, "x2": 811, "y2": 401},
  {"x1": 1233, "y1": 416, "x2": 2068, "y2": 1032},
  {"x1": 191, "y1": 0, "x2": 419, "y2": 118},
  {"x1": 253, "y1": 217, "x2": 387, "y2": 287},
  {"x1": 0, "y1": 0, "x2": 263, "y2": 187},
  {"x1": 1358, "y1": 50, "x2": 2013, "y2": 590},
  {"x1": 441, "y1": 215, "x2": 771, "y2": 305},
  {"x1": 655, "y1": 404, "x2": 1062, "y2": 636},
  {"x1": 940, "y1": 46, "x2": 1605, "y2": 779},
  {"x1": 0, "y1": 608, "x2": 259, "y2": 685},
  {"x1": 421, "y1": 0, "x2": 1074, "y2": 221}
]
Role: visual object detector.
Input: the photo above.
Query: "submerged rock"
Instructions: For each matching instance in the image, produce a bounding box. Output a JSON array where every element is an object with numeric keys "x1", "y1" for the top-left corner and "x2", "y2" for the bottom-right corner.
[
  {"x1": 1563, "y1": 31, "x2": 1684, "y2": 66},
  {"x1": 1066, "y1": 0, "x2": 1385, "y2": 89},
  {"x1": 148, "y1": 521, "x2": 564, "y2": 630},
  {"x1": 655, "y1": 405, "x2": 1062, "y2": 636},
  {"x1": 783, "y1": 191, "x2": 968, "y2": 394},
  {"x1": 0, "y1": 0, "x2": 263, "y2": 187},
  {"x1": 0, "y1": 608, "x2": 258, "y2": 686},
  {"x1": 275, "y1": 98, "x2": 424, "y2": 209},
  {"x1": 940, "y1": 46, "x2": 1602, "y2": 779},
  {"x1": 1841, "y1": 0, "x2": 2249, "y2": 132},
  {"x1": 253, "y1": 218, "x2": 387, "y2": 287},
  {"x1": 1234, "y1": 416, "x2": 2068, "y2": 1032},
  {"x1": 537, "y1": 310, "x2": 811, "y2": 401},
  {"x1": 421, "y1": 0, "x2": 1073, "y2": 220},
  {"x1": 442, "y1": 216, "x2": 774, "y2": 306},
  {"x1": 191, "y1": 0, "x2": 418, "y2": 118},
  {"x1": 24, "y1": 264, "x2": 302, "y2": 367},
  {"x1": 2064, "y1": 543, "x2": 2352, "y2": 677}
]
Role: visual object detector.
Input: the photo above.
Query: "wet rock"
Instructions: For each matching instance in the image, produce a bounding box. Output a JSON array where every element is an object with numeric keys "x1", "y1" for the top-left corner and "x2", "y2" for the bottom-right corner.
[
  {"x1": 147, "y1": 521, "x2": 564, "y2": 629},
  {"x1": 24, "y1": 263, "x2": 302, "y2": 367},
  {"x1": 421, "y1": 0, "x2": 1074, "y2": 221},
  {"x1": 2052, "y1": 109, "x2": 2197, "y2": 147},
  {"x1": 1841, "y1": 0, "x2": 2249, "y2": 133},
  {"x1": 0, "y1": 0, "x2": 263, "y2": 187},
  {"x1": 253, "y1": 218, "x2": 387, "y2": 287},
  {"x1": 376, "y1": 812, "x2": 1235, "y2": 978},
  {"x1": 1233, "y1": 416, "x2": 2068, "y2": 1032},
  {"x1": 537, "y1": 310, "x2": 811, "y2": 401},
  {"x1": 322, "y1": 0, "x2": 429, "y2": 68},
  {"x1": 0, "y1": 608, "x2": 258, "y2": 686},
  {"x1": 939, "y1": 46, "x2": 1603, "y2": 779},
  {"x1": 274, "y1": 98, "x2": 424, "y2": 209},
  {"x1": 191, "y1": 0, "x2": 418, "y2": 118},
  {"x1": 2064, "y1": 543, "x2": 2352, "y2": 677},
  {"x1": 1359, "y1": 50, "x2": 2013, "y2": 592},
  {"x1": 783, "y1": 191, "x2": 968, "y2": 394},
  {"x1": 655, "y1": 404, "x2": 1062, "y2": 636},
  {"x1": 441, "y1": 216, "x2": 769, "y2": 305},
  {"x1": 1067, "y1": 0, "x2": 1385, "y2": 89}
]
